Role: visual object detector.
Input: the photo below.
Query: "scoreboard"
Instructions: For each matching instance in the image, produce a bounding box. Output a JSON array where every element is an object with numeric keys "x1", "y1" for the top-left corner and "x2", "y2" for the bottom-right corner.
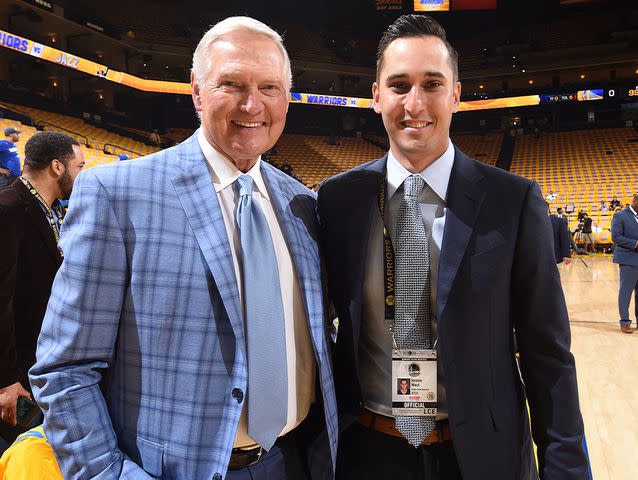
[{"x1": 607, "y1": 86, "x2": 638, "y2": 100}]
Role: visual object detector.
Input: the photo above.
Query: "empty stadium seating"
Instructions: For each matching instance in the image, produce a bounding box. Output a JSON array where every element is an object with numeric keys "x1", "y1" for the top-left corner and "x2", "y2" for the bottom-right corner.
[
  {"x1": 510, "y1": 127, "x2": 638, "y2": 236},
  {"x1": 0, "y1": 101, "x2": 164, "y2": 169},
  {"x1": 0, "y1": 117, "x2": 122, "y2": 170},
  {"x1": 268, "y1": 134, "x2": 386, "y2": 186},
  {"x1": 1, "y1": 102, "x2": 160, "y2": 157}
]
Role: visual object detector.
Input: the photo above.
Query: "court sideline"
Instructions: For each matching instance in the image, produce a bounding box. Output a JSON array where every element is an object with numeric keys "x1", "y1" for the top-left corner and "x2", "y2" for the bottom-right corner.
[{"x1": 560, "y1": 255, "x2": 637, "y2": 480}]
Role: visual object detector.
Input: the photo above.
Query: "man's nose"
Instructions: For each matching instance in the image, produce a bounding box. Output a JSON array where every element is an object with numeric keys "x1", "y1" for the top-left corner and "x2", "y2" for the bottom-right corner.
[
  {"x1": 404, "y1": 86, "x2": 425, "y2": 115},
  {"x1": 240, "y1": 89, "x2": 264, "y2": 115}
]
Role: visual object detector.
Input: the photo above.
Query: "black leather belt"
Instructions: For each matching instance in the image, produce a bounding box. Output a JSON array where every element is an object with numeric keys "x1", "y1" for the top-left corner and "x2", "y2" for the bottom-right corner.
[{"x1": 228, "y1": 445, "x2": 265, "y2": 470}]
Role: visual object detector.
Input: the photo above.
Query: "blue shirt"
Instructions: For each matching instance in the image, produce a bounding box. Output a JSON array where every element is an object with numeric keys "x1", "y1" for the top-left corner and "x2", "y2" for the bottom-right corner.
[{"x1": 0, "y1": 139, "x2": 21, "y2": 176}]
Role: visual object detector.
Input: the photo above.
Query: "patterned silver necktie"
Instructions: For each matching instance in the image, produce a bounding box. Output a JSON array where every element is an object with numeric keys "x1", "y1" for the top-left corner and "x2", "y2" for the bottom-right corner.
[{"x1": 394, "y1": 174, "x2": 437, "y2": 447}]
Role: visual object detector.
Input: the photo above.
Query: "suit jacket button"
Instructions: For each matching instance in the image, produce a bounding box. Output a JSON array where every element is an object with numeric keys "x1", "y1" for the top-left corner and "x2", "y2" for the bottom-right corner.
[
  {"x1": 232, "y1": 388, "x2": 244, "y2": 403},
  {"x1": 213, "y1": 474, "x2": 222, "y2": 480}
]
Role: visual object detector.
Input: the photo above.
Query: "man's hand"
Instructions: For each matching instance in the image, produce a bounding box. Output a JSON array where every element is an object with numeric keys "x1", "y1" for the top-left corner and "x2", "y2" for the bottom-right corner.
[
  {"x1": 0, "y1": 167, "x2": 10, "y2": 176},
  {"x1": 0, "y1": 382, "x2": 32, "y2": 426},
  {"x1": 563, "y1": 257, "x2": 572, "y2": 265}
]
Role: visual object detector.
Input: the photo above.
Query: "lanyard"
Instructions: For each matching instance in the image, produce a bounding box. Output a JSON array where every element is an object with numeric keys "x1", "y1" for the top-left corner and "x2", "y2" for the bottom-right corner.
[
  {"x1": 377, "y1": 174, "x2": 396, "y2": 325},
  {"x1": 20, "y1": 177, "x2": 65, "y2": 249}
]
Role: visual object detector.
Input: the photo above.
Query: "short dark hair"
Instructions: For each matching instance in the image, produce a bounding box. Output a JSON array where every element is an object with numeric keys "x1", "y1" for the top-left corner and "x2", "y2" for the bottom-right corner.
[
  {"x1": 376, "y1": 14, "x2": 459, "y2": 82},
  {"x1": 24, "y1": 131, "x2": 80, "y2": 171}
]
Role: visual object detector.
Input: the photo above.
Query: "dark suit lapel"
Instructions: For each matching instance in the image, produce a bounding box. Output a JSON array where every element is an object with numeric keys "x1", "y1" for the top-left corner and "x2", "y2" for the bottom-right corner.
[
  {"x1": 170, "y1": 134, "x2": 245, "y2": 359},
  {"x1": 15, "y1": 181, "x2": 62, "y2": 265},
  {"x1": 624, "y1": 208, "x2": 638, "y2": 235},
  {"x1": 437, "y1": 148, "x2": 486, "y2": 321},
  {"x1": 339, "y1": 157, "x2": 386, "y2": 347}
]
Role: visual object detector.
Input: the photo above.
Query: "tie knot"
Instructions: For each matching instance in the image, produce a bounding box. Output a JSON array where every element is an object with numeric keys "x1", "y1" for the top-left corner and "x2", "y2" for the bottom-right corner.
[
  {"x1": 403, "y1": 175, "x2": 425, "y2": 199},
  {"x1": 236, "y1": 174, "x2": 254, "y2": 197}
]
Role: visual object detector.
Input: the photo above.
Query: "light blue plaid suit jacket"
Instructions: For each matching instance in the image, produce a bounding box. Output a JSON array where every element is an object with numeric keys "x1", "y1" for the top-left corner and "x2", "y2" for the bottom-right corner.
[{"x1": 29, "y1": 132, "x2": 338, "y2": 479}]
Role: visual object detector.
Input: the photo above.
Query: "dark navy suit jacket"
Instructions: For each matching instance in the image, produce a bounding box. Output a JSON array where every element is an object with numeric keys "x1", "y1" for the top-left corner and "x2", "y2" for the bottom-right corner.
[
  {"x1": 317, "y1": 148, "x2": 589, "y2": 480},
  {"x1": 611, "y1": 207, "x2": 638, "y2": 266}
]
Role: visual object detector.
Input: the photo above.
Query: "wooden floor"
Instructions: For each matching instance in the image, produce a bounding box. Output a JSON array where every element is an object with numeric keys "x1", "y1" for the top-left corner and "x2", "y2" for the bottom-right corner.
[{"x1": 560, "y1": 255, "x2": 638, "y2": 480}]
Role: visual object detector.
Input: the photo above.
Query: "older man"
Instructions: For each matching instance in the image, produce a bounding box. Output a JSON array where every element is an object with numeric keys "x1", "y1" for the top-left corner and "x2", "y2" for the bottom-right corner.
[{"x1": 30, "y1": 17, "x2": 337, "y2": 480}]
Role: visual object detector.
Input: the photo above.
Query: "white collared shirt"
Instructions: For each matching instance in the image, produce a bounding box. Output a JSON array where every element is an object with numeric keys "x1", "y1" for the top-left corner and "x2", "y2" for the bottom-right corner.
[
  {"x1": 197, "y1": 129, "x2": 315, "y2": 448},
  {"x1": 386, "y1": 139, "x2": 454, "y2": 257}
]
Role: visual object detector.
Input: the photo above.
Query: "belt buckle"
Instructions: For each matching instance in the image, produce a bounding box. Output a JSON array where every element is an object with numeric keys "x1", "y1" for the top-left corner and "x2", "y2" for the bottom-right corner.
[{"x1": 228, "y1": 446, "x2": 264, "y2": 470}]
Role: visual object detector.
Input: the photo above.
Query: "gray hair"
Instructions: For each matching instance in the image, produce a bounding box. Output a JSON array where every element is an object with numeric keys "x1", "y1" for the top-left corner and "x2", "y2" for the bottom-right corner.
[{"x1": 191, "y1": 16, "x2": 292, "y2": 92}]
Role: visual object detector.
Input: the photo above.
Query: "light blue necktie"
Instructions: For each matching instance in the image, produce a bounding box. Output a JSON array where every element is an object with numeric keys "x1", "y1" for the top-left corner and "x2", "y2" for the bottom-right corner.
[{"x1": 235, "y1": 174, "x2": 288, "y2": 451}]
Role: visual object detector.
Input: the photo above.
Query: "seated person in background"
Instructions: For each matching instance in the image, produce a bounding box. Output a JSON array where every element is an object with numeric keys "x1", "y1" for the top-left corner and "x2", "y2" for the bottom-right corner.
[
  {"x1": 591, "y1": 221, "x2": 602, "y2": 235},
  {"x1": 599, "y1": 200, "x2": 609, "y2": 212},
  {"x1": 610, "y1": 196, "x2": 621, "y2": 210},
  {"x1": 545, "y1": 190, "x2": 558, "y2": 201},
  {"x1": 0, "y1": 426, "x2": 63, "y2": 480}
]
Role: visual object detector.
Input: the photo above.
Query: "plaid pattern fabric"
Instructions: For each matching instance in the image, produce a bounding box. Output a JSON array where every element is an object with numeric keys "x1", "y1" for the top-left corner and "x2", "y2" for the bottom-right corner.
[{"x1": 30, "y1": 132, "x2": 337, "y2": 479}]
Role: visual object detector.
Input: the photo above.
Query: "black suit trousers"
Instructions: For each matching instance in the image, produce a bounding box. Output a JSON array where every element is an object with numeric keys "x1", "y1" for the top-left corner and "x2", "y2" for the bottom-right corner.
[{"x1": 336, "y1": 422, "x2": 461, "y2": 480}]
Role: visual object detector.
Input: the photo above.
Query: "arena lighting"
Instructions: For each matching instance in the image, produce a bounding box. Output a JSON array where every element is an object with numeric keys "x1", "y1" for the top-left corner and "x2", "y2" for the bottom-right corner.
[
  {"x1": 0, "y1": 28, "x2": 610, "y2": 112},
  {"x1": 0, "y1": 28, "x2": 191, "y2": 94}
]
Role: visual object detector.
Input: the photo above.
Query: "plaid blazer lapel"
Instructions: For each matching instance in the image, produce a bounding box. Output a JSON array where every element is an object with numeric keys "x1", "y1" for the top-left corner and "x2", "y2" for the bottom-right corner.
[
  {"x1": 261, "y1": 164, "x2": 325, "y2": 355},
  {"x1": 170, "y1": 135, "x2": 245, "y2": 359}
]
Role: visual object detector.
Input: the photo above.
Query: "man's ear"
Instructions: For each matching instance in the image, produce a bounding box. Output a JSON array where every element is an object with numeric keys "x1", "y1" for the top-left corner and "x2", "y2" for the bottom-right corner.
[
  {"x1": 452, "y1": 81, "x2": 461, "y2": 113},
  {"x1": 372, "y1": 82, "x2": 381, "y2": 114},
  {"x1": 191, "y1": 73, "x2": 202, "y2": 113},
  {"x1": 50, "y1": 159, "x2": 65, "y2": 177}
]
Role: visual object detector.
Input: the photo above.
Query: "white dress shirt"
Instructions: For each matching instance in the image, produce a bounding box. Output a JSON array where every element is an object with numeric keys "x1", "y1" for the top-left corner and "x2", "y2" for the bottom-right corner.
[
  {"x1": 359, "y1": 139, "x2": 454, "y2": 420},
  {"x1": 197, "y1": 129, "x2": 315, "y2": 448}
]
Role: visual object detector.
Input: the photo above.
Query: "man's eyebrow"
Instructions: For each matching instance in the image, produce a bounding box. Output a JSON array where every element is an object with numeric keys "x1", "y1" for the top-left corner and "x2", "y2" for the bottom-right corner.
[{"x1": 385, "y1": 71, "x2": 447, "y2": 82}]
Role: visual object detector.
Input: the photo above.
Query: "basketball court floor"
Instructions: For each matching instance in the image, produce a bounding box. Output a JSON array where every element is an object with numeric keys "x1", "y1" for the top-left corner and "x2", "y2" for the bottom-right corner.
[{"x1": 560, "y1": 255, "x2": 637, "y2": 480}]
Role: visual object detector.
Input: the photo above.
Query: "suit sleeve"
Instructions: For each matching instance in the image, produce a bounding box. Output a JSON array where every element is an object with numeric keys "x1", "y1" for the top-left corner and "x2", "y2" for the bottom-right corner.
[
  {"x1": 611, "y1": 213, "x2": 638, "y2": 250},
  {"x1": 559, "y1": 217, "x2": 571, "y2": 259},
  {"x1": 0, "y1": 204, "x2": 22, "y2": 388},
  {"x1": 29, "y1": 169, "x2": 152, "y2": 480},
  {"x1": 511, "y1": 182, "x2": 588, "y2": 479}
]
